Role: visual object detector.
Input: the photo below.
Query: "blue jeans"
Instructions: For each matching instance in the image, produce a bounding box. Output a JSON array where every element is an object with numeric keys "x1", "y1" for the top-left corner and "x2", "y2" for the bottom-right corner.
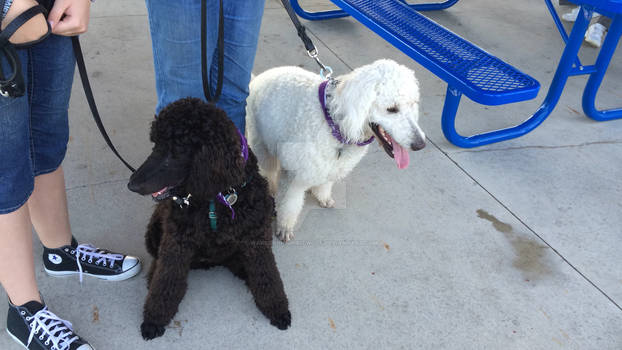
[
  {"x1": 0, "y1": 35, "x2": 75, "y2": 214},
  {"x1": 145, "y1": 0, "x2": 265, "y2": 132}
]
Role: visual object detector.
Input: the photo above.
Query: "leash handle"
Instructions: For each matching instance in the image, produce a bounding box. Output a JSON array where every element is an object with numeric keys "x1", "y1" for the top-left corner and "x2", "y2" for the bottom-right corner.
[
  {"x1": 201, "y1": 0, "x2": 224, "y2": 103},
  {"x1": 72, "y1": 36, "x2": 136, "y2": 173}
]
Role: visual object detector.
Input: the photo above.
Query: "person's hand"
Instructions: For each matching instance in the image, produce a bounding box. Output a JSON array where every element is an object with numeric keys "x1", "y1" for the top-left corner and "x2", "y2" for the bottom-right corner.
[{"x1": 48, "y1": 0, "x2": 91, "y2": 36}]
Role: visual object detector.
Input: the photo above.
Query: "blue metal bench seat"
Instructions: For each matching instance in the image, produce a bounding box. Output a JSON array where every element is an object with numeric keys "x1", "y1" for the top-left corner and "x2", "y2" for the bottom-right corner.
[
  {"x1": 291, "y1": 0, "x2": 622, "y2": 148},
  {"x1": 329, "y1": 0, "x2": 540, "y2": 106}
]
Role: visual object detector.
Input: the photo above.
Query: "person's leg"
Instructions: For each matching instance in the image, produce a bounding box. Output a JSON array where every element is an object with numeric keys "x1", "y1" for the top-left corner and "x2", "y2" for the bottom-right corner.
[
  {"x1": 145, "y1": 0, "x2": 212, "y2": 114},
  {"x1": 0, "y1": 36, "x2": 92, "y2": 350},
  {"x1": 27, "y1": 33, "x2": 74, "y2": 249},
  {"x1": 209, "y1": 0, "x2": 266, "y2": 132},
  {"x1": 28, "y1": 34, "x2": 141, "y2": 281},
  {"x1": 145, "y1": 0, "x2": 265, "y2": 132},
  {"x1": 1, "y1": 0, "x2": 49, "y2": 45},
  {"x1": 0, "y1": 39, "x2": 40, "y2": 306},
  {"x1": 3, "y1": 207, "x2": 94, "y2": 349},
  {"x1": 0, "y1": 207, "x2": 41, "y2": 306},
  {"x1": 27, "y1": 167, "x2": 72, "y2": 248},
  {"x1": 585, "y1": 16, "x2": 611, "y2": 47}
]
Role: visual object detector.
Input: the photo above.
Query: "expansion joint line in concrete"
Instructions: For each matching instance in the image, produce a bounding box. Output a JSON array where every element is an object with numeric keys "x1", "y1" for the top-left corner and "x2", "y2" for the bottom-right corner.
[{"x1": 427, "y1": 136, "x2": 622, "y2": 313}]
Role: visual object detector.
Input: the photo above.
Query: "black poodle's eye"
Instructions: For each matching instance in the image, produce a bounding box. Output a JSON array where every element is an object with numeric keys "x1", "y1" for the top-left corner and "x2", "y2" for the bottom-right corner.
[{"x1": 387, "y1": 105, "x2": 399, "y2": 113}]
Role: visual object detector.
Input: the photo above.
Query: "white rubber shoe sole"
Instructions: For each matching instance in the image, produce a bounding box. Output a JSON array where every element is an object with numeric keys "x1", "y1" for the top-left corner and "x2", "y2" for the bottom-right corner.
[
  {"x1": 6, "y1": 329, "x2": 29, "y2": 350},
  {"x1": 44, "y1": 262, "x2": 141, "y2": 282},
  {"x1": 8, "y1": 329, "x2": 96, "y2": 350}
]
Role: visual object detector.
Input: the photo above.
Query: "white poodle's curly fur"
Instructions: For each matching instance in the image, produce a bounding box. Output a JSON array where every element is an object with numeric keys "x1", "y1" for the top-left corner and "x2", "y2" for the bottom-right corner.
[{"x1": 246, "y1": 59, "x2": 425, "y2": 242}]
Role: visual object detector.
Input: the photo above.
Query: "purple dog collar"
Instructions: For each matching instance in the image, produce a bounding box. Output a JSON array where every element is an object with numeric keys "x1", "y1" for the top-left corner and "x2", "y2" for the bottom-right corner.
[
  {"x1": 216, "y1": 128, "x2": 249, "y2": 220},
  {"x1": 318, "y1": 80, "x2": 375, "y2": 146}
]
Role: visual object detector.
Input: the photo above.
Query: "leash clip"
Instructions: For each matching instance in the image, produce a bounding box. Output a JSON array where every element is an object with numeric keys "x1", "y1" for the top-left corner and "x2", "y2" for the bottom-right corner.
[
  {"x1": 0, "y1": 80, "x2": 22, "y2": 98},
  {"x1": 307, "y1": 48, "x2": 333, "y2": 80},
  {"x1": 307, "y1": 48, "x2": 319, "y2": 58}
]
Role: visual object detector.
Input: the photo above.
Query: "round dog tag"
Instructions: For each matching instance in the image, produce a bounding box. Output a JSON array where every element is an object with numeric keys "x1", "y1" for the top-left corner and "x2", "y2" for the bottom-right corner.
[{"x1": 225, "y1": 193, "x2": 238, "y2": 206}]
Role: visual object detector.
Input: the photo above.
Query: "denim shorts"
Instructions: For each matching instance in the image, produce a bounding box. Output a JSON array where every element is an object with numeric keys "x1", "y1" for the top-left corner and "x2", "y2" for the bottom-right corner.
[{"x1": 0, "y1": 35, "x2": 75, "y2": 214}]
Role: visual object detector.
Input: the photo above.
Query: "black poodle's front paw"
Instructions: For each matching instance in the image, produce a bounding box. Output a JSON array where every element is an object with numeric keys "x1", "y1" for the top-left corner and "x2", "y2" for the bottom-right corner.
[
  {"x1": 141, "y1": 321, "x2": 166, "y2": 340},
  {"x1": 270, "y1": 310, "x2": 291, "y2": 330}
]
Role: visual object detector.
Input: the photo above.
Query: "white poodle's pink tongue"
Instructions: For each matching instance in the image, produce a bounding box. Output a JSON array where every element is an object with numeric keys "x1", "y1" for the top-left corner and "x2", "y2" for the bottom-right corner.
[
  {"x1": 377, "y1": 126, "x2": 410, "y2": 169},
  {"x1": 393, "y1": 142, "x2": 410, "y2": 169}
]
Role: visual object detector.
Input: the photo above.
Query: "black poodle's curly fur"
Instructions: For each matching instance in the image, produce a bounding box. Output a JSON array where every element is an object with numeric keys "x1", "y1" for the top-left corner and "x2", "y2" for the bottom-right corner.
[{"x1": 128, "y1": 98, "x2": 290, "y2": 340}]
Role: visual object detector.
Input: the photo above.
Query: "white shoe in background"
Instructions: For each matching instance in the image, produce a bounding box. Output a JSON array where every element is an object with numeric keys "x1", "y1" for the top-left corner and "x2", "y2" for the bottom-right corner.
[{"x1": 585, "y1": 23, "x2": 607, "y2": 47}]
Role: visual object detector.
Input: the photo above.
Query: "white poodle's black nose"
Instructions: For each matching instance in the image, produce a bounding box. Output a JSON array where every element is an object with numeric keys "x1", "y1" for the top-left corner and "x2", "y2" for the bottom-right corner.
[{"x1": 411, "y1": 138, "x2": 426, "y2": 151}]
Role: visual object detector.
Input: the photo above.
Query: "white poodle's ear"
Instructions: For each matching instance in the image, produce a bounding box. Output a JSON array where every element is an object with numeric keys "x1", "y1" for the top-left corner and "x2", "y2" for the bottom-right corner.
[{"x1": 332, "y1": 69, "x2": 379, "y2": 142}]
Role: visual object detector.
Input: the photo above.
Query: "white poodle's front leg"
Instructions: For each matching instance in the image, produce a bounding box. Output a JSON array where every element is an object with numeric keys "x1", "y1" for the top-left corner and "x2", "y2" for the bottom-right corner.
[
  {"x1": 311, "y1": 181, "x2": 335, "y2": 208},
  {"x1": 276, "y1": 174, "x2": 308, "y2": 242}
]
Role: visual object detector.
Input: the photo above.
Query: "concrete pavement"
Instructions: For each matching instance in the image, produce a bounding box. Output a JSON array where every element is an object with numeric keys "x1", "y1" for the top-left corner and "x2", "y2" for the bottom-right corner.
[{"x1": 1, "y1": 0, "x2": 621, "y2": 349}]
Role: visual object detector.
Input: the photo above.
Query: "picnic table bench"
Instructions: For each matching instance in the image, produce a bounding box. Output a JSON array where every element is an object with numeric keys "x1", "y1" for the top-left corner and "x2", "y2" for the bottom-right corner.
[{"x1": 290, "y1": 0, "x2": 622, "y2": 148}]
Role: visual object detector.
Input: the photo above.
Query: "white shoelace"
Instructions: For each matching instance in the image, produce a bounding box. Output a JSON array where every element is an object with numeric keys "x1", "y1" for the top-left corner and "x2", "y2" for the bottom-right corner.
[
  {"x1": 25, "y1": 307, "x2": 78, "y2": 350},
  {"x1": 74, "y1": 244, "x2": 124, "y2": 283}
]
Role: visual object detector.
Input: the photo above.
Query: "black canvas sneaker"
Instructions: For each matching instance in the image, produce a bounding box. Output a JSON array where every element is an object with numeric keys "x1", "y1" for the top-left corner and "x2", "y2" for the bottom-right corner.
[
  {"x1": 43, "y1": 238, "x2": 141, "y2": 282},
  {"x1": 6, "y1": 299, "x2": 94, "y2": 350}
]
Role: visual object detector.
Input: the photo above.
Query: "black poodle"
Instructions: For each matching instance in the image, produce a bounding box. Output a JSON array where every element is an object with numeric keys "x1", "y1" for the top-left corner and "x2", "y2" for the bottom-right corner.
[{"x1": 127, "y1": 98, "x2": 291, "y2": 340}]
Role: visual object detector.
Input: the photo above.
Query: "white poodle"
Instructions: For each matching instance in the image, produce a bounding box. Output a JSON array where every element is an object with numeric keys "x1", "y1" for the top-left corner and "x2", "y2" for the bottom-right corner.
[{"x1": 246, "y1": 59, "x2": 425, "y2": 242}]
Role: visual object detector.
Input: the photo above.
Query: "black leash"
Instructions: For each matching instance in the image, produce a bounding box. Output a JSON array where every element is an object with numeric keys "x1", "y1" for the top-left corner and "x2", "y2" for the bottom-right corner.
[
  {"x1": 0, "y1": 4, "x2": 50, "y2": 97},
  {"x1": 0, "y1": 0, "x2": 135, "y2": 170},
  {"x1": 201, "y1": 0, "x2": 224, "y2": 102},
  {"x1": 278, "y1": 0, "x2": 316, "y2": 53},
  {"x1": 72, "y1": 0, "x2": 225, "y2": 173},
  {"x1": 70, "y1": 0, "x2": 313, "y2": 172},
  {"x1": 72, "y1": 37, "x2": 136, "y2": 172},
  {"x1": 278, "y1": 0, "x2": 333, "y2": 78},
  {"x1": 4, "y1": 1, "x2": 319, "y2": 174}
]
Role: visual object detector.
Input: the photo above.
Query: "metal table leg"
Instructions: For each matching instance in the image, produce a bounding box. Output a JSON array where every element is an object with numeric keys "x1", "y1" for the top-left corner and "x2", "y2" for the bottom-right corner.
[
  {"x1": 582, "y1": 14, "x2": 622, "y2": 121},
  {"x1": 441, "y1": 7, "x2": 593, "y2": 148}
]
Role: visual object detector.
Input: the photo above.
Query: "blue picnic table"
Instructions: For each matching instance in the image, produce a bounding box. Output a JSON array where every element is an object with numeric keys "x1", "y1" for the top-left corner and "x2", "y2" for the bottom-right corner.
[{"x1": 290, "y1": 0, "x2": 622, "y2": 148}]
